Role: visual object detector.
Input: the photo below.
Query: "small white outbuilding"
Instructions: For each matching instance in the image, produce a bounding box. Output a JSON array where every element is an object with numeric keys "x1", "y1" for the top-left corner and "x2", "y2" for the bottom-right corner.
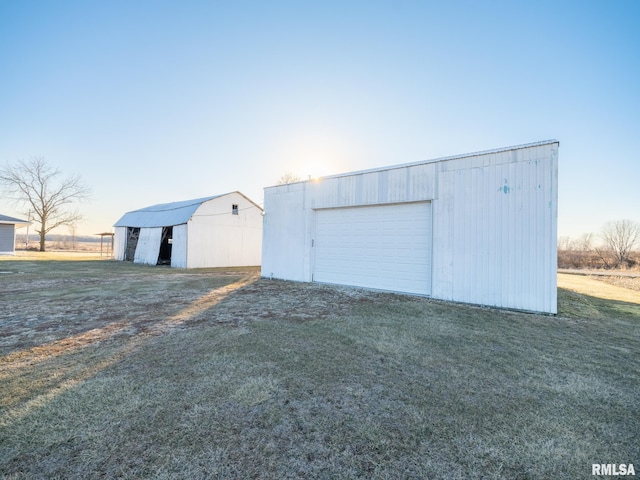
[
  {"x1": 0, "y1": 214, "x2": 31, "y2": 255},
  {"x1": 261, "y1": 140, "x2": 559, "y2": 314},
  {"x1": 114, "y1": 192, "x2": 262, "y2": 268}
]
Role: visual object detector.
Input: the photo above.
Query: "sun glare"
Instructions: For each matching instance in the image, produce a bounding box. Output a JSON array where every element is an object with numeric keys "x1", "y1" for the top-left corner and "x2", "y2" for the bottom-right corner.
[{"x1": 300, "y1": 161, "x2": 334, "y2": 181}]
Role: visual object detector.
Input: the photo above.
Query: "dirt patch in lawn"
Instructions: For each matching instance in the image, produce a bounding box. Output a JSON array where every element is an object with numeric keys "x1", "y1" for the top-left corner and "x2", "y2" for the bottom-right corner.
[
  {"x1": 4, "y1": 265, "x2": 639, "y2": 362},
  {"x1": 0, "y1": 266, "x2": 381, "y2": 360}
]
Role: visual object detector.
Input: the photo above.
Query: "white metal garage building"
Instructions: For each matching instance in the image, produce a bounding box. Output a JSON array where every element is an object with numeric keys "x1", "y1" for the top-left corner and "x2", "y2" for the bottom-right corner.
[
  {"x1": 261, "y1": 140, "x2": 559, "y2": 314},
  {"x1": 114, "y1": 192, "x2": 263, "y2": 268}
]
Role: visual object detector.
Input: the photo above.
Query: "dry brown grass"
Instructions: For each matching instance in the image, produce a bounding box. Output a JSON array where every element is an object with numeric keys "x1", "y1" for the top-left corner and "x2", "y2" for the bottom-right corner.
[
  {"x1": 1, "y1": 260, "x2": 638, "y2": 479},
  {"x1": 558, "y1": 273, "x2": 640, "y2": 304},
  {"x1": 592, "y1": 275, "x2": 640, "y2": 292},
  {"x1": 6, "y1": 249, "x2": 105, "y2": 261}
]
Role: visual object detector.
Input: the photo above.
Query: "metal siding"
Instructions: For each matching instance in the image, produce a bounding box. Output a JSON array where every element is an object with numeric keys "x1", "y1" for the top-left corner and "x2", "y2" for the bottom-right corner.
[
  {"x1": 340, "y1": 176, "x2": 357, "y2": 205},
  {"x1": 546, "y1": 146, "x2": 559, "y2": 313},
  {"x1": 261, "y1": 183, "x2": 307, "y2": 280},
  {"x1": 171, "y1": 224, "x2": 188, "y2": 268},
  {"x1": 133, "y1": 227, "x2": 162, "y2": 265},
  {"x1": 444, "y1": 152, "x2": 557, "y2": 312},
  {"x1": 262, "y1": 141, "x2": 558, "y2": 313},
  {"x1": 113, "y1": 227, "x2": 127, "y2": 260},
  {"x1": 431, "y1": 165, "x2": 455, "y2": 301},
  {"x1": 447, "y1": 144, "x2": 557, "y2": 314},
  {"x1": 0, "y1": 224, "x2": 15, "y2": 253},
  {"x1": 387, "y1": 169, "x2": 405, "y2": 203},
  {"x1": 305, "y1": 140, "x2": 557, "y2": 182},
  {"x1": 313, "y1": 202, "x2": 432, "y2": 294},
  {"x1": 309, "y1": 163, "x2": 436, "y2": 210},
  {"x1": 361, "y1": 172, "x2": 379, "y2": 204},
  {"x1": 187, "y1": 192, "x2": 263, "y2": 268}
]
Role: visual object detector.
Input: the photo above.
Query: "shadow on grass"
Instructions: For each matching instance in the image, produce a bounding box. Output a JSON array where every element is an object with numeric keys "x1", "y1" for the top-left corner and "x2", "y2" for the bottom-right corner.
[
  {"x1": 558, "y1": 287, "x2": 640, "y2": 320},
  {"x1": 0, "y1": 271, "x2": 259, "y2": 426},
  {"x1": 2, "y1": 276, "x2": 639, "y2": 479}
]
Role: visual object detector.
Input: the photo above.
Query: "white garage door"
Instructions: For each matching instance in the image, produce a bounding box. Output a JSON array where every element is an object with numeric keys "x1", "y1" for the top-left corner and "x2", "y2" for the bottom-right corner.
[{"x1": 313, "y1": 202, "x2": 432, "y2": 295}]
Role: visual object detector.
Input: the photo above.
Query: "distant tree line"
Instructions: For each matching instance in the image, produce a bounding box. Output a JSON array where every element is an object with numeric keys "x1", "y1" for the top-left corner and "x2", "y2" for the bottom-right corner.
[
  {"x1": 558, "y1": 219, "x2": 640, "y2": 269},
  {"x1": 15, "y1": 232, "x2": 102, "y2": 250}
]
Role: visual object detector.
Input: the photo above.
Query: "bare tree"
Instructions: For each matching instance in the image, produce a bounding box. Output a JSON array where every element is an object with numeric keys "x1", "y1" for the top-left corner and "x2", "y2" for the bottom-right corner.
[
  {"x1": 276, "y1": 172, "x2": 301, "y2": 185},
  {"x1": 0, "y1": 157, "x2": 90, "y2": 252},
  {"x1": 596, "y1": 219, "x2": 640, "y2": 268},
  {"x1": 577, "y1": 232, "x2": 594, "y2": 252},
  {"x1": 557, "y1": 236, "x2": 574, "y2": 252}
]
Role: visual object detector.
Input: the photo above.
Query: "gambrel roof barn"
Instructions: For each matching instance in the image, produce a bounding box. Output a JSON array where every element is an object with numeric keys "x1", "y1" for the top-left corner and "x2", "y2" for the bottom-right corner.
[{"x1": 114, "y1": 192, "x2": 262, "y2": 268}]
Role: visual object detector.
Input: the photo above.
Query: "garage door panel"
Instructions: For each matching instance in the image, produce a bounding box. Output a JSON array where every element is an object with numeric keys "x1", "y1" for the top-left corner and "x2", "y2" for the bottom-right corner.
[{"x1": 313, "y1": 202, "x2": 432, "y2": 295}]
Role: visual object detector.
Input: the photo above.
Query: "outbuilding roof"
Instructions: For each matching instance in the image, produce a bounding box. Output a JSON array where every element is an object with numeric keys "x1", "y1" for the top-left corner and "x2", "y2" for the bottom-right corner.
[
  {"x1": 0, "y1": 214, "x2": 31, "y2": 227},
  {"x1": 265, "y1": 139, "x2": 560, "y2": 188},
  {"x1": 114, "y1": 195, "x2": 223, "y2": 228}
]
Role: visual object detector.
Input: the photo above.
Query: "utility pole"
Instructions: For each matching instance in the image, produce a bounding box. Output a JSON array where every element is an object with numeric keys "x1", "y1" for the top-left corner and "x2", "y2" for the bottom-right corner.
[{"x1": 25, "y1": 210, "x2": 31, "y2": 248}]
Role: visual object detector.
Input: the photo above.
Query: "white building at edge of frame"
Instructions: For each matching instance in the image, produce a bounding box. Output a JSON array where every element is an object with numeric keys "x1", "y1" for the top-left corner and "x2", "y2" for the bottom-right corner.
[
  {"x1": 0, "y1": 214, "x2": 31, "y2": 254},
  {"x1": 113, "y1": 191, "x2": 263, "y2": 269},
  {"x1": 261, "y1": 140, "x2": 559, "y2": 314}
]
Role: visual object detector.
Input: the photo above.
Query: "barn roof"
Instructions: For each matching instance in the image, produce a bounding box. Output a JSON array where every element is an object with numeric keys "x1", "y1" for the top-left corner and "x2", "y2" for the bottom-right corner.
[
  {"x1": 0, "y1": 214, "x2": 31, "y2": 227},
  {"x1": 113, "y1": 195, "x2": 223, "y2": 228}
]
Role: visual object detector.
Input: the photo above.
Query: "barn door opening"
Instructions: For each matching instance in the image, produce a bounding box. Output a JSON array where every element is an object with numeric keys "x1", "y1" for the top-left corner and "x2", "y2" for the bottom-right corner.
[
  {"x1": 158, "y1": 226, "x2": 173, "y2": 265},
  {"x1": 125, "y1": 227, "x2": 140, "y2": 261}
]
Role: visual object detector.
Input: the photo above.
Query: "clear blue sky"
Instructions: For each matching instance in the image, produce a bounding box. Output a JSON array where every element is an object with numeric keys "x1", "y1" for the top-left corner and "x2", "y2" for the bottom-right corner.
[{"x1": 1, "y1": 0, "x2": 638, "y2": 239}]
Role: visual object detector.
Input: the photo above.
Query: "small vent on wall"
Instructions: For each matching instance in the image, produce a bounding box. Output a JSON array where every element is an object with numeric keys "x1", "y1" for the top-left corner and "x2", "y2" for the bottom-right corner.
[{"x1": 232, "y1": 204, "x2": 239, "y2": 215}]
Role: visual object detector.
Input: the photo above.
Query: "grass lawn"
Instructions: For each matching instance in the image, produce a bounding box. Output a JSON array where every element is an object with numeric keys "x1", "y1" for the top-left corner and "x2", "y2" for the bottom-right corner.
[{"x1": 1, "y1": 258, "x2": 638, "y2": 479}]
